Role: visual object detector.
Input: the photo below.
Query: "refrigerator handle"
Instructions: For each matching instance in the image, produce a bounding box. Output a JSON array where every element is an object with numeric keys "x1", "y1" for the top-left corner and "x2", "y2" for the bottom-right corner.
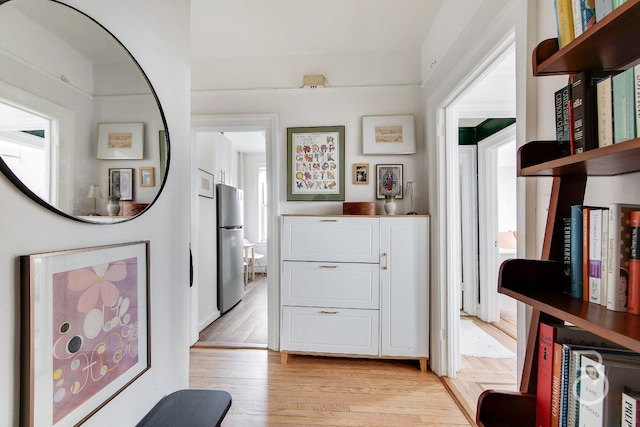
[{"x1": 189, "y1": 244, "x2": 193, "y2": 288}]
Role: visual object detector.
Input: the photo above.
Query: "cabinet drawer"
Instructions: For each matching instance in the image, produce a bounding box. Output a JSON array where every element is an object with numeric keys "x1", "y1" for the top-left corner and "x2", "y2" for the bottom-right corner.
[
  {"x1": 281, "y1": 306, "x2": 379, "y2": 355},
  {"x1": 282, "y1": 261, "x2": 379, "y2": 309},
  {"x1": 281, "y1": 216, "x2": 379, "y2": 263}
]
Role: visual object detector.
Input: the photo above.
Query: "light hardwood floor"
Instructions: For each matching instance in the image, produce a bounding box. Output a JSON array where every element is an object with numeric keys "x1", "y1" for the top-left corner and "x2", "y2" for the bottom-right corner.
[
  {"x1": 193, "y1": 275, "x2": 517, "y2": 425},
  {"x1": 190, "y1": 348, "x2": 471, "y2": 426}
]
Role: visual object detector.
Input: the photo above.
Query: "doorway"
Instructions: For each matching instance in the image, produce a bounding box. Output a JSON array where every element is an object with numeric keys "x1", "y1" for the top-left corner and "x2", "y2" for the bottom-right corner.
[{"x1": 189, "y1": 114, "x2": 280, "y2": 349}]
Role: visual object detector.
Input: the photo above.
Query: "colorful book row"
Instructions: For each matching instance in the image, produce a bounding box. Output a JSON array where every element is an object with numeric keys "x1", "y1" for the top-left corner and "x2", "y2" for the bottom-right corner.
[
  {"x1": 536, "y1": 322, "x2": 640, "y2": 427},
  {"x1": 554, "y1": 0, "x2": 628, "y2": 49},
  {"x1": 567, "y1": 204, "x2": 640, "y2": 314}
]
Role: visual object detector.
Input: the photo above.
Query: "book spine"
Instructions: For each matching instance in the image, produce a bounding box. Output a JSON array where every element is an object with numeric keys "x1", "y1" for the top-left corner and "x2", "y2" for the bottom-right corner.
[
  {"x1": 571, "y1": 205, "x2": 584, "y2": 299},
  {"x1": 601, "y1": 209, "x2": 609, "y2": 306},
  {"x1": 567, "y1": 349, "x2": 582, "y2": 427},
  {"x1": 552, "y1": 342, "x2": 562, "y2": 427},
  {"x1": 578, "y1": 354, "x2": 605, "y2": 426},
  {"x1": 589, "y1": 208, "x2": 603, "y2": 304},
  {"x1": 622, "y1": 390, "x2": 638, "y2": 427},
  {"x1": 572, "y1": 0, "x2": 583, "y2": 38},
  {"x1": 635, "y1": 65, "x2": 640, "y2": 139},
  {"x1": 595, "y1": 0, "x2": 614, "y2": 22},
  {"x1": 556, "y1": 85, "x2": 572, "y2": 157},
  {"x1": 627, "y1": 211, "x2": 640, "y2": 314},
  {"x1": 607, "y1": 204, "x2": 640, "y2": 311},
  {"x1": 583, "y1": 207, "x2": 591, "y2": 301},
  {"x1": 613, "y1": 68, "x2": 637, "y2": 144},
  {"x1": 564, "y1": 217, "x2": 572, "y2": 293},
  {"x1": 555, "y1": 0, "x2": 576, "y2": 48},
  {"x1": 560, "y1": 344, "x2": 571, "y2": 426},
  {"x1": 572, "y1": 72, "x2": 587, "y2": 153},
  {"x1": 597, "y1": 76, "x2": 614, "y2": 147},
  {"x1": 613, "y1": 0, "x2": 628, "y2": 8},
  {"x1": 579, "y1": 0, "x2": 596, "y2": 31},
  {"x1": 537, "y1": 323, "x2": 556, "y2": 427}
]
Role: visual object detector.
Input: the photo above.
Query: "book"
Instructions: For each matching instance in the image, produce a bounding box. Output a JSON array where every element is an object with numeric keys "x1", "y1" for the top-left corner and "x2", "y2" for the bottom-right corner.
[
  {"x1": 613, "y1": 0, "x2": 628, "y2": 8},
  {"x1": 552, "y1": 342, "x2": 563, "y2": 426},
  {"x1": 636, "y1": 65, "x2": 640, "y2": 140},
  {"x1": 572, "y1": 71, "x2": 613, "y2": 153},
  {"x1": 555, "y1": 0, "x2": 576, "y2": 48},
  {"x1": 613, "y1": 68, "x2": 637, "y2": 144},
  {"x1": 627, "y1": 211, "x2": 640, "y2": 314},
  {"x1": 595, "y1": 0, "x2": 614, "y2": 22},
  {"x1": 571, "y1": 205, "x2": 586, "y2": 299},
  {"x1": 596, "y1": 75, "x2": 614, "y2": 147},
  {"x1": 556, "y1": 84, "x2": 572, "y2": 157},
  {"x1": 606, "y1": 204, "x2": 640, "y2": 312},
  {"x1": 589, "y1": 208, "x2": 603, "y2": 304},
  {"x1": 564, "y1": 217, "x2": 572, "y2": 293},
  {"x1": 583, "y1": 207, "x2": 591, "y2": 301},
  {"x1": 623, "y1": 386, "x2": 640, "y2": 427},
  {"x1": 579, "y1": 353, "x2": 640, "y2": 426},
  {"x1": 600, "y1": 209, "x2": 609, "y2": 306},
  {"x1": 572, "y1": 0, "x2": 595, "y2": 36}
]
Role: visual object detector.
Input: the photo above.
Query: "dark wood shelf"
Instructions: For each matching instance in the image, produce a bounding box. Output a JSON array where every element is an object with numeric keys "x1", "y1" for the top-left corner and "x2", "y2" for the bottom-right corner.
[
  {"x1": 533, "y1": 0, "x2": 640, "y2": 76},
  {"x1": 499, "y1": 259, "x2": 640, "y2": 354},
  {"x1": 518, "y1": 139, "x2": 640, "y2": 177}
]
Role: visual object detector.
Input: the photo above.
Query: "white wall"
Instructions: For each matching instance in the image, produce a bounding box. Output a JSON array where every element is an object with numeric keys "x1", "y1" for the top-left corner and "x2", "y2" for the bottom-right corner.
[
  {"x1": 0, "y1": 0, "x2": 191, "y2": 426},
  {"x1": 192, "y1": 85, "x2": 426, "y2": 217}
]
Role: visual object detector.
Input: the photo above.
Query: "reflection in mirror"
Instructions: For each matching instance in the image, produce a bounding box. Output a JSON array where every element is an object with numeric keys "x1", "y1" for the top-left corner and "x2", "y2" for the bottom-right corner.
[{"x1": 0, "y1": 0, "x2": 168, "y2": 223}]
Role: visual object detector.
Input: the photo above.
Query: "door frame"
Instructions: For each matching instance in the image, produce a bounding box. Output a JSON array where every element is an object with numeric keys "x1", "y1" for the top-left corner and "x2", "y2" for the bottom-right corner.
[
  {"x1": 190, "y1": 113, "x2": 280, "y2": 349},
  {"x1": 459, "y1": 145, "x2": 479, "y2": 317},
  {"x1": 477, "y1": 124, "x2": 516, "y2": 323}
]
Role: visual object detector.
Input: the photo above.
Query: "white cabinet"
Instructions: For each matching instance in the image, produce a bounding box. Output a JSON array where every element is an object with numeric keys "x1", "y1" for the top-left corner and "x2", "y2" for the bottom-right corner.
[{"x1": 280, "y1": 215, "x2": 429, "y2": 370}]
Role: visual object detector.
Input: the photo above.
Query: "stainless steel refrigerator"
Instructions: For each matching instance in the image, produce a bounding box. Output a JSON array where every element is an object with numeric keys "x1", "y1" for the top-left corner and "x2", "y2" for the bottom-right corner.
[{"x1": 216, "y1": 184, "x2": 244, "y2": 314}]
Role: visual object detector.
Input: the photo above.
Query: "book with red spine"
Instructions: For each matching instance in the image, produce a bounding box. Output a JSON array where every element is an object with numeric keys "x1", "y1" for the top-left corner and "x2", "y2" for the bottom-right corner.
[
  {"x1": 536, "y1": 323, "x2": 556, "y2": 427},
  {"x1": 627, "y1": 211, "x2": 640, "y2": 314}
]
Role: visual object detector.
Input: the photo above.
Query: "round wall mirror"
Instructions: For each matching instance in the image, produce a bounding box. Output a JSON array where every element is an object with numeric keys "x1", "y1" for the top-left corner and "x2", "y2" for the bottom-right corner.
[{"x1": 0, "y1": 0, "x2": 169, "y2": 223}]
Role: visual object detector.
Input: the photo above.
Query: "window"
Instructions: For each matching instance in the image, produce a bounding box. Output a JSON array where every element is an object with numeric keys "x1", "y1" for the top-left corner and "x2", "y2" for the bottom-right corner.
[
  {"x1": 258, "y1": 166, "x2": 267, "y2": 242},
  {"x1": 0, "y1": 101, "x2": 53, "y2": 202}
]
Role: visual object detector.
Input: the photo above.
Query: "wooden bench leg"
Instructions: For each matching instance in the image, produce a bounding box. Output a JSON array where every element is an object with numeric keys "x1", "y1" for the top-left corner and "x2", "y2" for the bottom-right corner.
[
  {"x1": 419, "y1": 358, "x2": 427, "y2": 372},
  {"x1": 281, "y1": 352, "x2": 288, "y2": 365}
]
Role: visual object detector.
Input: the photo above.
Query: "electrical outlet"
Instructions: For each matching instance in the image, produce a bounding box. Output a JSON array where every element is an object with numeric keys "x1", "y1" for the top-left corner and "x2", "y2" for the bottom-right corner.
[{"x1": 303, "y1": 74, "x2": 325, "y2": 88}]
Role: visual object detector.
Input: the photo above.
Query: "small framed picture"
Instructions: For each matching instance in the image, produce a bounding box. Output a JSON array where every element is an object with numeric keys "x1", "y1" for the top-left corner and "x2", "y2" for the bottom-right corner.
[
  {"x1": 109, "y1": 168, "x2": 134, "y2": 201},
  {"x1": 97, "y1": 123, "x2": 144, "y2": 159},
  {"x1": 139, "y1": 167, "x2": 155, "y2": 187},
  {"x1": 376, "y1": 164, "x2": 403, "y2": 199},
  {"x1": 198, "y1": 169, "x2": 214, "y2": 198},
  {"x1": 363, "y1": 115, "x2": 415, "y2": 155},
  {"x1": 353, "y1": 163, "x2": 369, "y2": 184}
]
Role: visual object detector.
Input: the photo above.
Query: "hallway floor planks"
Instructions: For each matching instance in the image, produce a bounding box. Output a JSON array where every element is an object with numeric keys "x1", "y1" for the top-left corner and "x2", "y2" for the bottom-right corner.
[{"x1": 189, "y1": 347, "x2": 471, "y2": 426}]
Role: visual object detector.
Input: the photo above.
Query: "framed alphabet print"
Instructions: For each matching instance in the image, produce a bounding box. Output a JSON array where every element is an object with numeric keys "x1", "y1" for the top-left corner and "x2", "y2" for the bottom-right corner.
[
  {"x1": 20, "y1": 241, "x2": 150, "y2": 427},
  {"x1": 363, "y1": 115, "x2": 415, "y2": 154},
  {"x1": 97, "y1": 123, "x2": 144, "y2": 159},
  {"x1": 376, "y1": 164, "x2": 403, "y2": 199},
  {"x1": 287, "y1": 126, "x2": 345, "y2": 201}
]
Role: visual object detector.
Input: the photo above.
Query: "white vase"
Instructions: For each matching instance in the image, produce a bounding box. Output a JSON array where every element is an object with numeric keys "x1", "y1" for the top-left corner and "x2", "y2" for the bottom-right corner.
[
  {"x1": 107, "y1": 197, "x2": 121, "y2": 216},
  {"x1": 384, "y1": 197, "x2": 397, "y2": 215}
]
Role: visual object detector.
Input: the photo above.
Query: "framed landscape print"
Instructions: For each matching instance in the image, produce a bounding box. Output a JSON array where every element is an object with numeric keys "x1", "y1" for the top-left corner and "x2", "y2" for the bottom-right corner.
[
  {"x1": 362, "y1": 115, "x2": 415, "y2": 155},
  {"x1": 287, "y1": 126, "x2": 345, "y2": 201},
  {"x1": 376, "y1": 164, "x2": 403, "y2": 199},
  {"x1": 97, "y1": 123, "x2": 144, "y2": 160},
  {"x1": 197, "y1": 169, "x2": 214, "y2": 198},
  {"x1": 20, "y1": 241, "x2": 150, "y2": 427}
]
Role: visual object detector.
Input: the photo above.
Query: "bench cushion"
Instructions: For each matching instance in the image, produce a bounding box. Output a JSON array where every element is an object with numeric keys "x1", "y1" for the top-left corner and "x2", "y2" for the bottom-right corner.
[{"x1": 136, "y1": 389, "x2": 232, "y2": 427}]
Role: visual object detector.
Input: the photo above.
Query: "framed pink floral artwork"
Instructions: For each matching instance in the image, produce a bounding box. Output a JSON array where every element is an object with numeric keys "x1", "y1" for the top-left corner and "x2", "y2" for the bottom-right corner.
[{"x1": 20, "y1": 241, "x2": 150, "y2": 426}]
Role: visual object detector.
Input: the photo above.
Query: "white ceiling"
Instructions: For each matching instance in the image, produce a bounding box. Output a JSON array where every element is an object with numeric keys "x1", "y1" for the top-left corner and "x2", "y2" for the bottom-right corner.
[{"x1": 190, "y1": 0, "x2": 445, "y2": 60}]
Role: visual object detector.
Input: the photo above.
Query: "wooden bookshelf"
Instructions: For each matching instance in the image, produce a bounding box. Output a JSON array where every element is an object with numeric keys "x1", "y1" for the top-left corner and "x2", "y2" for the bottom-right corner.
[
  {"x1": 477, "y1": 3, "x2": 640, "y2": 425},
  {"x1": 533, "y1": 0, "x2": 640, "y2": 76}
]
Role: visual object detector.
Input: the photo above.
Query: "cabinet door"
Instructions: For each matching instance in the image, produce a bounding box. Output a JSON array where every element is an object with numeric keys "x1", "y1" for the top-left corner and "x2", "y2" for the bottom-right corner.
[
  {"x1": 282, "y1": 261, "x2": 379, "y2": 309},
  {"x1": 380, "y1": 217, "x2": 429, "y2": 357},
  {"x1": 281, "y1": 216, "x2": 379, "y2": 263},
  {"x1": 281, "y1": 306, "x2": 379, "y2": 355}
]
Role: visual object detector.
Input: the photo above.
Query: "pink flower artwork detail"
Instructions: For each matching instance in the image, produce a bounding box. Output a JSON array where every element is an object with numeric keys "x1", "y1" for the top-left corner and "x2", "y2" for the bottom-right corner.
[{"x1": 67, "y1": 261, "x2": 128, "y2": 314}]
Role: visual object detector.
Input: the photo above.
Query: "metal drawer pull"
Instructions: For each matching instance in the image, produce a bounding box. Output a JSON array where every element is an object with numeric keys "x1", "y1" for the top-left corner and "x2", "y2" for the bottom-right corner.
[
  {"x1": 319, "y1": 265, "x2": 339, "y2": 269},
  {"x1": 320, "y1": 311, "x2": 339, "y2": 315},
  {"x1": 320, "y1": 219, "x2": 339, "y2": 222},
  {"x1": 382, "y1": 252, "x2": 389, "y2": 270}
]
